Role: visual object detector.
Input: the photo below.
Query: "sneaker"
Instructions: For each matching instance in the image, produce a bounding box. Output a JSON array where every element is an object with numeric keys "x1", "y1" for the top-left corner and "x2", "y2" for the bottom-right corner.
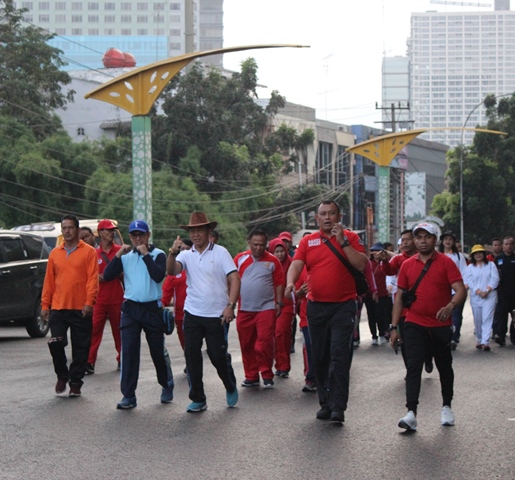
[
  {"x1": 441, "y1": 406, "x2": 455, "y2": 426},
  {"x1": 371, "y1": 337, "x2": 379, "y2": 346},
  {"x1": 425, "y1": 358, "x2": 433, "y2": 374},
  {"x1": 275, "y1": 370, "x2": 289, "y2": 378},
  {"x1": 160, "y1": 386, "x2": 174, "y2": 404},
  {"x1": 226, "y1": 388, "x2": 239, "y2": 408},
  {"x1": 263, "y1": 378, "x2": 274, "y2": 388},
  {"x1": 117, "y1": 396, "x2": 137, "y2": 410},
  {"x1": 85, "y1": 363, "x2": 95, "y2": 375},
  {"x1": 378, "y1": 336, "x2": 388, "y2": 346},
  {"x1": 186, "y1": 401, "x2": 207, "y2": 413},
  {"x1": 241, "y1": 378, "x2": 260, "y2": 387},
  {"x1": 450, "y1": 341, "x2": 457, "y2": 351},
  {"x1": 475, "y1": 343, "x2": 482, "y2": 349},
  {"x1": 302, "y1": 381, "x2": 317, "y2": 393},
  {"x1": 398, "y1": 411, "x2": 417, "y2": 431},
  {"x1": 55, "y1": 378, "x2": 67, "y2": 395},
  {"x1": 68, "y1": 385, "x2": 81, "y2": 397},
  {"x1": 330, "y1": 408, "x2": 344, "y2": 423},
  {"x1": 353, "y1": 340, "x2": 360, "y2": 348},
  {"x1": 316, "y1": 406, "x2": 331, "y2": 420}
]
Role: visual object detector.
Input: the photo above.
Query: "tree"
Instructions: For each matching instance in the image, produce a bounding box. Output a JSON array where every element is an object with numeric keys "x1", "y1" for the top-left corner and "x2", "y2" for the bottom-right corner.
[
  {"x1": 431, "y1": 94, "x2": 515, "y2": 245},
  {"x1": 0, "y1": 1, "x2": 74, "y2": 139}
]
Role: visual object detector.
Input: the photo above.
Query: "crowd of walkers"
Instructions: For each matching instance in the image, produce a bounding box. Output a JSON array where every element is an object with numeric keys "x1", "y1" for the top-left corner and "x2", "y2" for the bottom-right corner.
[{"x1": 41, "y1": 208, "x2": 515, "y2": 431}]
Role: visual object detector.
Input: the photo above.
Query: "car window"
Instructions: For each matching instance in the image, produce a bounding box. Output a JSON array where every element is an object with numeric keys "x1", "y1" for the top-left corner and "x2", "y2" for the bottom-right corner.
[
  {"x1": 1, "y1": 238, "x2": 27, "y2": 262},
  {"x1": 21, "y1": 234, "x2": 48, "y2": 260},
  {"x1": 43, "y1": 237, "x2": 57, "y2": 249}
]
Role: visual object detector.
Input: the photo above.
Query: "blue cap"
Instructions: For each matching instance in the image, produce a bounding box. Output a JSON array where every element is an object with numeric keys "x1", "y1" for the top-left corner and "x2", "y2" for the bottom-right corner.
[
  {"x1": 370, "y1": 242, "x2": 385, "y2": 251},
  {"x1": 128, "y1": 220, "x2": 149, "y2": 233}
]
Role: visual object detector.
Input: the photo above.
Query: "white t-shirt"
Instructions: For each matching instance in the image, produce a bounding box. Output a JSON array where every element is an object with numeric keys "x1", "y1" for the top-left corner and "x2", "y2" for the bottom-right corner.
[{"x1": 176, "y1": 242, "x2": 237, "y2": 317}]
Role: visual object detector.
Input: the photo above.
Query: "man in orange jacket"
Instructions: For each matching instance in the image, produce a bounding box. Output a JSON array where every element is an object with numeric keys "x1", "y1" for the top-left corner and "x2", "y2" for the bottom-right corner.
[{"x1": 42, "y1": 215, "x2": 98, "y2": 398}]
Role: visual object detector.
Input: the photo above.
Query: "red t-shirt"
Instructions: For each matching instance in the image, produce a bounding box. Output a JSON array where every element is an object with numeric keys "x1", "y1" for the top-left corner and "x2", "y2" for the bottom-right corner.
[
  {"x1": 162, "y1": 272, "x2": 187, "y2": 320},
  {"x1": 97, "y1": 244, "x2": 124, "y2": 305},
  {"x1": 397, "y1": 251, "x2": 462, "y2": 328},
  {"x1": 293, "y1": 229, "x2": 365, "y2": 303},
  {"x1": 381, "y1": 251, "x2": 412, "y2": 276}
]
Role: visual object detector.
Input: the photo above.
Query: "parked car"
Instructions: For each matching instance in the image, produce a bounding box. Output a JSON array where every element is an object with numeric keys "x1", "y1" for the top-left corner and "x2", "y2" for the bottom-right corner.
[
  {"x1": 0, "y1": 230, "x2": 51, "y2": 337},
  {"x1": 12, "y1": 219, "x2": 123, "y2": 248}
]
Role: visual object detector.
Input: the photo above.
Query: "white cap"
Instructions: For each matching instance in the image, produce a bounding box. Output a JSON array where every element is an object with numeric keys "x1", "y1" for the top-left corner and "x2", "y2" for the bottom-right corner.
[{"x1": 413, "y1": 222, "x2": 437, "y2": 236}]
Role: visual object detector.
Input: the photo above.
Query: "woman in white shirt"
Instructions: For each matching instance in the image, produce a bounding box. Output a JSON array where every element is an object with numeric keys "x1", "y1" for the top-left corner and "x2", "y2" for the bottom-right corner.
[
  {"x1": 463, "y1": 245, "x2": 500, "y2": 351},
  {"x1": 438, "y1": 231, "x2": 469, "y2": 349}
]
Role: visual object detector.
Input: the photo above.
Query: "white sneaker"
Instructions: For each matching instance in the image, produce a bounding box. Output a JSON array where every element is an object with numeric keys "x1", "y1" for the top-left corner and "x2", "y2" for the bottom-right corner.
[
  {"x1": 441, "y1": 406, "x2": 455, "y2": 426},
  {"x1": 378, "y1": 336, "x2": 388, "y2": 345},
  {"x1": 371, "y1": 338, "x2": 378, "y2": 345},
  {"x1": 398, "y1": 410, "x2": 417, "y2": 431}
]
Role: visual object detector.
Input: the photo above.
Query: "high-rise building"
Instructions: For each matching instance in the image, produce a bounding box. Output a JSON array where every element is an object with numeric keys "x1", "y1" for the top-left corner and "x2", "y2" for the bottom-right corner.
[
  {"x1": 409, "y1": 0, "x2": 515, "y2": 147},
  {"x1": 13, "y1": 0, "x2": 224, "y2": 69},
  {"x1": 381, "y1": 56, "x2": 412, "y2": 131}
]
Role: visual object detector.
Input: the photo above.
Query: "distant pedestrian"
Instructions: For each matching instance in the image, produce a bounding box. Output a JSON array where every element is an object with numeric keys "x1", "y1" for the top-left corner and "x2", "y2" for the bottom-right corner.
[
  {"x1": 234, "y1": 231, "x2": 284, "y2": 388},
  {"x1": 167, "y1": 212, "x2": 240, "y2": 413},
  {"x1": 390, "y1": 223, "x2": 466, "y2": 432},
  {"x1": 42, "y1": 215, "x2": 99, "y2": 398},
  {"x1": 493, "y1": 236, "x2": 515, "y2": 346},
  {"x1": 486, "y1": 237, "x2": 502, "y2": 262},
  {"x1": 464, "y1": 245, "x2": 499, "y2": 351},
  {"x1": 86, "y1": 220, "x2": 123, "y2": 374},
  {"x1": 79, "y1": 227, "x2": 96, "y2": 247},
  {"x1": 103, "y1": 220, "x2": 174, "y2": 410},
  {"x1": 279, "y1": 231, "x2": 296, "y2": 258}
]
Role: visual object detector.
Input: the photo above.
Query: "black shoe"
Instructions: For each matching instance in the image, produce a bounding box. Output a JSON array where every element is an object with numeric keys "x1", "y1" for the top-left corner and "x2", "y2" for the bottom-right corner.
[
  {"x1": 316, "y1": 407, "x2": 331, "y2": 420},
  {"x1": 494, "y1": 335, "x2": 506, "y2": 347},
  {"x1": 330, "y1": 408, "x2": 344, "y2": 423},
  {"x1": 424, "y1": 358, "x2": 433, "y2": 373},
  {"x1": 85, "y1": 363, "x2": 95, "y2": 375}
]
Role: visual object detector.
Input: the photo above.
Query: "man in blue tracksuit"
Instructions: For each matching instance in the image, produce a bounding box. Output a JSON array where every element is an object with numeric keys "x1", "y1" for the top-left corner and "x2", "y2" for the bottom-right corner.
[{"x1": 103, "y1": 220, "x2": 174, "y2": 409}]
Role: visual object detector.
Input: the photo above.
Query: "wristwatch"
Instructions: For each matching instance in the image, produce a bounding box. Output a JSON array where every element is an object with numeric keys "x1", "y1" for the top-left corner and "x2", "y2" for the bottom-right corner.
[
  {"x1": 276, "y1": 301, "x2": 284, "y2": 307},
  {"x1": 341, "y1": 235, "x2": 350, "y2": 248},
  {"x1": 227, "y1": 303, "x2": 237, "y2": 309},
  {"x1": 168, "y1": 247, "x2": 180, "y2": 256},
  {"x1": 389, "y1": 324, "x2": 398, "y2": 332}
]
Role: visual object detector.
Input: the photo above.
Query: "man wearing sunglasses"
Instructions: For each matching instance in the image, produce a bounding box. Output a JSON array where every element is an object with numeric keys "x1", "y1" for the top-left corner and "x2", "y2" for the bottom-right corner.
[{"x1": 103, "y1": 220, "x2": 174, "y2": 410}]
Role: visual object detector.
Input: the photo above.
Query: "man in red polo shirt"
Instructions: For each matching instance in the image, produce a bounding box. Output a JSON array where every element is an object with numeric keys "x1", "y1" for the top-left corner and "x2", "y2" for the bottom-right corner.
[
  {"x1": 234, "y1": 230, "x2": 284, "y2": 388},
  {"x1": 285, "y1": 201, "x2": 367, "y2": 423},
  {"x1": 86, "y1": 220, "x2": 124, "y2": 374},
  {"x1": 389, "y1": 223, "x2": 466, "y2": 432}
]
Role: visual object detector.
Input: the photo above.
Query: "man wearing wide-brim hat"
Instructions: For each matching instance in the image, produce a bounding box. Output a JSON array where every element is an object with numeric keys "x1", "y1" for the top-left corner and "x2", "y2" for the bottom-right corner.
[{"x1": 167, "y1": 212, "x2": 240, "y2": 413}]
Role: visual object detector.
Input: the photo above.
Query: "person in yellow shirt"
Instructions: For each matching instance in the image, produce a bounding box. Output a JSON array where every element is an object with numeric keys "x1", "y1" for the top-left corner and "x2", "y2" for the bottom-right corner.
[{"x1": 42, "y1": 215, "x2": 98, "y2": 398}]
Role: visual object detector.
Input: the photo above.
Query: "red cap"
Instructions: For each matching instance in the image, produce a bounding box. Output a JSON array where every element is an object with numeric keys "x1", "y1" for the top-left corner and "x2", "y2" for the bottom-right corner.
[
  {"x1": 97, "y1": 219, "x2": 117, "y2": 230},
  {"x1": 278, "y1": 231, "x2": 292, "y2": 242}
]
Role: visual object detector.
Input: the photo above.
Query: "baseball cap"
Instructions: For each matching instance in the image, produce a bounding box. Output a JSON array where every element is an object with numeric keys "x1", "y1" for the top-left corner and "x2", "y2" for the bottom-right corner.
[
  {"x1": 128, "y1": 220, "x2": 149, "y2": 233},
  {"x1": 279, "y1": 231, "x2": 292, "y2": 242},
  {"x1": 370, "y1": 242, "x2": 384, "y2": 251},
  {"x1": 97, "y1": 219, "x2": 117, "y2": 230},
  {"x1": 413, "y1": 222, "x2": 437, "y2": 236}
]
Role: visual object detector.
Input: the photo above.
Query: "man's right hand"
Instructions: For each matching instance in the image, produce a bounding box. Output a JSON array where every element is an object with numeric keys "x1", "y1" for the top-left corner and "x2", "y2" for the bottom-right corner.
[
  {"x1": 284, "y1": 283, "x2": 295, "y2": 298},
  {"x1": 117, "y1": 244, "x2": 132, "y2": 257},
  {"x1": 41, "y1": 309, "x2": 50, "y2": 322}
]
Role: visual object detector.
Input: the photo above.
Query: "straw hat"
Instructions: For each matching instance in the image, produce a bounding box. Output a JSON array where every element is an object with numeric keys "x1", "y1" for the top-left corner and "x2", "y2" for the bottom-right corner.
[{"x1": 470, "y1": 244, "x2": 486, "y2": 255}]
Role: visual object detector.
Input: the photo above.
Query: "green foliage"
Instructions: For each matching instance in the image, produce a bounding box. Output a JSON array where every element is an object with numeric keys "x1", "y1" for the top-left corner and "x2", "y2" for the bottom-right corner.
[{"x1": 0, "y1": 1, "x2": 74, "y2": 139}]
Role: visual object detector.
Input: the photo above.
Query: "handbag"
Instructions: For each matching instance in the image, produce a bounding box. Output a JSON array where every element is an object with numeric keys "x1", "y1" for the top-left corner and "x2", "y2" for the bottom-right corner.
[
  {"x1": 162, "y1": 307, "x2": 175, "y2": 335},
  {"x1": 321, "y1": 236, "x2": 369, "y2": 296}
]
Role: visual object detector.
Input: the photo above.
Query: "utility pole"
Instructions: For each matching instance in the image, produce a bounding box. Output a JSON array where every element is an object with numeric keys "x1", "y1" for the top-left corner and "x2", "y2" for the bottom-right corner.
[{"x1": 375, "y1": 102, "x2": 413, "y2": 132}]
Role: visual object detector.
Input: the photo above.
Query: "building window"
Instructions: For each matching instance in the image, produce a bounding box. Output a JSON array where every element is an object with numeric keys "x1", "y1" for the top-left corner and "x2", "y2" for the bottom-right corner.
[
  {"x1": 170, "y1": 28, "x2": 181, "y2": 36},
  {"x1": 105, "y1": 15, "x2": 115, "y2": 22},
  {"x1": 105, "y1": 28, "x2": 114, "y2": 34},
  {"x1": 38, "y1": 2, "x2": 49, "y2": 9},
  {"x1": 21, "y1": 2, "x2": 33, "y2": 8},
  {"x1": 88, "y1": 28, "x2": 99, "y2": 35},
  {"x1": 137, "y1": 28, "x2": 148, "y2": 35},
  {"x1": 71, "y1": 28, "x2": 82, "y2": 35},
  {"x1": 23, "y1": 13, "x2": 33, "y2": 21},
  {"x1": 154, "y1": 28, "x2": 164, "y2": 35},
  {"x1": 137, "y1": 3, "x2": 148, "y2": 10},
  {"x1": 55, "y1": 14, "x2": 66, "y2": 22},
  {"x1": 105, "y1": 2, "x2": 115, "y2": 10},
  {"x1": 137, "y1": 15, "x2": 148, "y2": 22},
  {"x1": 55, "y1": 2, "x2": 66, "y2": 9},
  {"x1": 77, "y1": 128, "x2": 85, "y2": 136},
  {"x1": 71, "y1": 2, "x2": 82, "y2": 10},
  {"x1": 55, "y1": 28, "x2": 66, "y2": 34},
  {"x1": 88, "y1": 15, "x2": 99, "y2": 22},
  {"x1": 38, "y1": 14, "x2": 49, "y2": 22},
  {"x1": 71, "y1": 15, "x2": 82, "y2": 22},
  {"x1": 170, "y1": 42, "x2": 181, "y2": 50},
  {"x1": 170, "y1": 2, "x2": 180, "y2": 10},
  {"x1": 154, "y1": 3, "x2": 165, "y2": 10},
  {"x1": 121, "y1": 29, "x2": 131, "y2": 35},
  {"x1": 121, "y1": 2, "x2": 131, "y2": 10},
  {"x1": 121, "y1": 15, "x2": 131, "y2": 22},
  {"x1": 170, "y1": 15, "x2": 180, "y2": 22},
  {"x1": 88, "y1": 2, "x2": 99, "y2": 10}
]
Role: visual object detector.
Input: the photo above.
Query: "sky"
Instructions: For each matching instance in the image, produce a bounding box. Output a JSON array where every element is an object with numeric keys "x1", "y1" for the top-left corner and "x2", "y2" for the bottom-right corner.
[{"x1": 223, "y1": 0, "x2": 497, "y2": 128}]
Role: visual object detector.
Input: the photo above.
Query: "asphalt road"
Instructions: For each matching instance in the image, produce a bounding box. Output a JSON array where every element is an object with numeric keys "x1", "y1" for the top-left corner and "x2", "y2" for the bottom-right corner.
[{"x1": 1, "y1": 301, "x2": 514, "y2": 480}]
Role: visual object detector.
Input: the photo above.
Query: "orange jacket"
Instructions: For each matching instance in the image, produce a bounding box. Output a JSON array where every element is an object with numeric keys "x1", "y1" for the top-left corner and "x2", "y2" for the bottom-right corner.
[{"x1": 42, "y1": 241, "x2": 99, "y2": 311}]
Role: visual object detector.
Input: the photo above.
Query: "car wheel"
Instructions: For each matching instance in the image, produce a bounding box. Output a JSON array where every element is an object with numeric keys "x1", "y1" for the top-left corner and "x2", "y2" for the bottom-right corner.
[{"x1": 25, "y1": 298, "x2": 49, "y2": 338}]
